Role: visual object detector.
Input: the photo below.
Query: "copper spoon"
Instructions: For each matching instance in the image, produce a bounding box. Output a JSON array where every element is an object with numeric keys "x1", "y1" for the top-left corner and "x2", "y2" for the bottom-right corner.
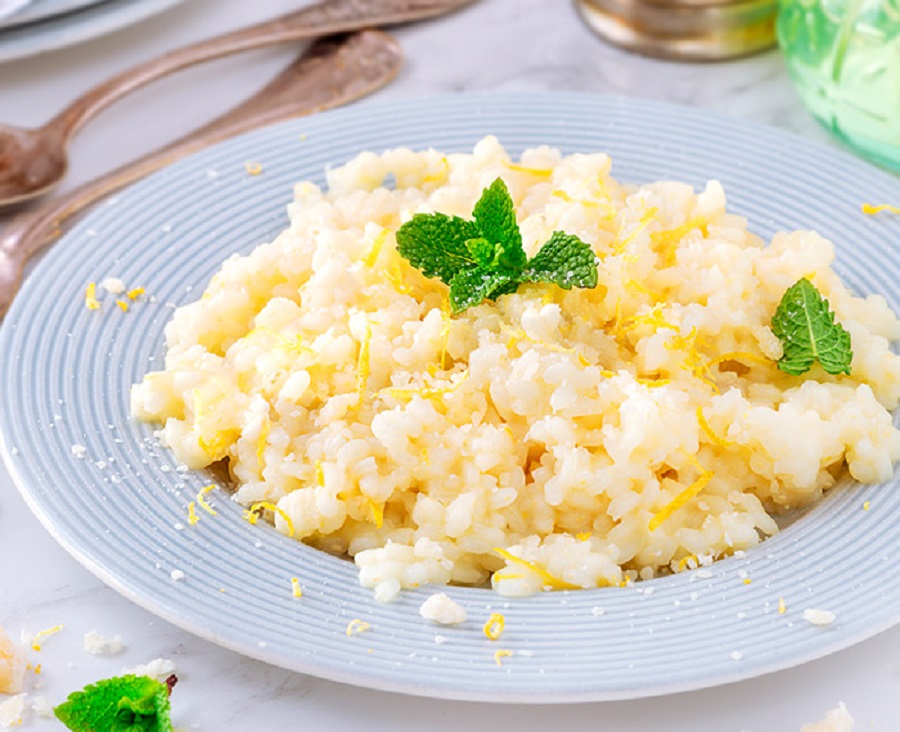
[
  {"x1": 0, "y1": 0, "x2": 475, "y2": 207},
  {"x1": 0, "y1": 29, "x2": 403, "y2": 318}
]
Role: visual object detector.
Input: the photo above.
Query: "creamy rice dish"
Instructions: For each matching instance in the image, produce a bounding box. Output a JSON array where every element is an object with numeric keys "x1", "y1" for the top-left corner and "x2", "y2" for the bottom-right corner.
[{"x1": 131, "y1": 137, "x2": 900, "y2": 601}]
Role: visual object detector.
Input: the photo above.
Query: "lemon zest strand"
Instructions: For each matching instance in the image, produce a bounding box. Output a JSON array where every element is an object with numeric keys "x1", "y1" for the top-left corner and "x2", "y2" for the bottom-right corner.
[
  {"x1": 368, "y1": 499, "x2": 385, "y2": 529},
  {"x1": 355, "y1": 322, "x2": 372, "y2": 407},
  {"x1": 195, "y1": 484, "x2": 218, "y2": 516},
  {"x1": 778, "y1": 597, "x2": 787, "y2": 615},
  {"x1": 483, "y1": 613, "x2": 505, "y2": 641},
  {"x1": 363, "y1": 227, "x2": 390, "y2": 268},
  {"x1": 315, "y1": 460, "x2": 325, "y2": 488},
  {"x1": 502, "y1": 160, "x2": 552, "y2": 177},
  {"x1": 187, "y1": 502, "x2": 199, "y2": 526},
  {"x1": 649, "y1": 465, "x2": 714, "y2": 532},
  {"x1": 494, "y1": 649, "x2": 513, "y2": 667},
  {"x1": 862, "y1": 203, "x2": 900, "y2": 215},
  {"x1": 116, "y1": 300, "x2": 129, "y2": 312},
  {"x1": 250, "y1": 501, "x2": 295, "y2": 538},
  {"x1": 126, "y1": 287, "x2": 145, "y2": 300},
  {"x1": 256, "y1": 419, "x2": 270, "y2": 469},
  {"x1": 346, "y1": 619, "x2": 371, "y2": 636},
  {"x1": 291, "y1": 578, "x2": 303, "y2": 599},
  {"x1": 84, "y1": 282, "x2": 101, "y2": 311},
  {"x1": 493, "y1": 547, "x2": 580, "y2": 591},
  {"x1": 30, "y1": 625, "x2": 64, "y2": 652}
]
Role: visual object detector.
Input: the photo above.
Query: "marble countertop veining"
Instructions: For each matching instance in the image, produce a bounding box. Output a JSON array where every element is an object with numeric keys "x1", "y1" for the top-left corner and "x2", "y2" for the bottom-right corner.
[{"x1": 1, "y1": 0, "x2": 898, "y2": 730}]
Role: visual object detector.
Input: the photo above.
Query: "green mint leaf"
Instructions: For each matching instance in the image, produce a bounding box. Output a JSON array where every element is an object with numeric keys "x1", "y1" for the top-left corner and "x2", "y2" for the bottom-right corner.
[
  {"x1": 771, "y1": 277, "x2": 853, "y2": 376},
  {"x1": 54, "y1": 675, "x2": 174, "y2": 732},
  {"x1": 464, "y1": 237, "x2": 496, "y2": 267},
  {"x1": 448, "y1": 267, "x2": 520, "y2": 314},
  {"x1": 396, "y1": 213, "x2": 481, "y2": 286},
  {"x1": 522, "y1": 231, "x2": 599, "y2": 290},
  {"x1": 472, "y1": 178, "x2": 526, "y2": 272}
]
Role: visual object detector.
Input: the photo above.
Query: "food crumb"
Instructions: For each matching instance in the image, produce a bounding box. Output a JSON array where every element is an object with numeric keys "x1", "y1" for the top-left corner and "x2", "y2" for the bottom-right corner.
[
  {"x1": 84, "y1": 282, "x2": 100, "y2": 310},
  {"x1": 0, "y1": 694, "x2": 26, "y2": 729},
  {"x1": 30, "y1": 696, "x2": 52, "y2": 719},
  {"x1": 803, "y1": 608, "x2": 836, "y2": 627},
  {"x1": 244, "y1": 162, "x2": 263, "y2": 176},
  {"x1": 122, "y1": 658, "x2": 176, "y2": 682},
  {"x1": 0, "y1": 627, "x2": 24, "y2": 694},
  {"x1": 291, "y1": 577, "x2": 303, "y2": 598},
  {"x1": 730, "y1": 650, "x2": 743, "y2": 661},
  {"x1": 71, "y1": 444, "x2": 87, "y2": 459},
  {"x1": 591, "y1": 606, "x2": 605, "y2": 617},
  {"x1": 83, "y1": 629, "x2": 123, "y2": 656},
  {"x1": 101, "y1": 277, "x2": 126, "y2": 295},
  {"x1": 170, "y1": 569, "x2": 185, "y2": 581},
  {"x1": 800, "y1": 702, "x2": 854, "y2": 732},
  {"x1": 419, "y1": 593, "x2": 467, "y2": 625}
]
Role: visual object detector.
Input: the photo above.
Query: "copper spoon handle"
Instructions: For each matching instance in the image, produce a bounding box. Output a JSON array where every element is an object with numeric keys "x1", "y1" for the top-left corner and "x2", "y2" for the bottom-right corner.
[
  {"x1": 0, "y1": 29, "x2": 403, "y2": 318},
  {"x1": 46, "y1": 0, "x2": 471, "y2": 142}
]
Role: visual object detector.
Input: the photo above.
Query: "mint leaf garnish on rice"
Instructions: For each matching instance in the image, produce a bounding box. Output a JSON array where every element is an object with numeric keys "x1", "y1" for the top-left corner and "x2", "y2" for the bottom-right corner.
[
  {"x1": 396, "y1": 177, "x2": 598, "y2": 313},
  {"x1": 772, "y1": 277, "x2": 853, "y2": 376}
]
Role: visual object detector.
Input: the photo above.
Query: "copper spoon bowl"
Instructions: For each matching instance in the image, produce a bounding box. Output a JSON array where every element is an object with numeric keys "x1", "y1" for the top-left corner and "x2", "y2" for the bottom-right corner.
[
  {"x1": 0, "y1": 0, "x2": 475, "y2": 207},
  {"x1": 0, "y1": 29, "x2": 403, "y2": 318}
]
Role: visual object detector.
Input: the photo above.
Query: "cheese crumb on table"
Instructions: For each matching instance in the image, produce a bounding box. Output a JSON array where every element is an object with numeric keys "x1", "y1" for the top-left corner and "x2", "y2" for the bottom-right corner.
[
  {"x1": 0, "y1": 628, "x2": 24, "y2": 695},
  {"x1": 803, "y1": 608, "x2": 836, "y2": 626},
  {"x1": 0, "y1": 694, "x2": 25, "y2": 729},
  {"x1": 419, "y1": 593, "x2": 468, "y2": 625},
  {"x1": 101, "y1": 277, "x2": 126, "y2": 295},
  {"x1": 800, "y1": 702, "x2": 854, "y2": 732},
  {"x1": 122, "y1": 658, "x2": 176, "y2": 681},
  {"x1": 83, "y1": 630, "x2": 123, "y2": 656}
]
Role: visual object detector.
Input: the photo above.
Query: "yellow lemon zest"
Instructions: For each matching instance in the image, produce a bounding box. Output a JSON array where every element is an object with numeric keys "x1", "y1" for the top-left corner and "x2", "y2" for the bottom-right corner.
[
  {"x1": 665, "y1": 327, "x2": 717, "y2": 391},
  {"x1": 346, "y1": 619, "x2": 371, "y2": 636},
  {"x1": 355, "y1": 322, "x2": 372, "y2": 407},
  {"x1": 424, "y1": 156, "x2": 450, "y2": 185},
  {"x1": 696, "y1": 406, "x2": 735, "y2": 449},
  {"x1": 743, "y1": 578, "x2": 753, "y2": 585},
  {"x1": 363, "y1": 227, "x2": 390, "y2": 268},
  {"x1": 439, "y1": 298, "x2": 452, "y2": 370},
  {"x1": 493, "y1": 548, "x2": 581, "y2": 591},
  {"x1": 494, "y1": 649, "x2": 513, "y2": 667},
  {"x1": 708, "y1": 351, "x2": 773, "y2": 370},
  {"x1": 382, "y1": 371, "x2": 469, "y2": 403},
  {"x1": 502, "y1": 160, "x2": 553, "y2": 177},
  {"x1": 575, "y1": 532, "x2": 592, "y2": 541},
  {"x1": 636, "y1": 377, "x2": 671, "y2": 388},
  {"x1": 778, "y1": 597, "x2": 787, "y2": 615},
  {"x1": 619, "y1": 304, "x2": 675, "y2": 334},
  {"x1": 862, "y1": 203, "x2": 900, "y2": 215},
  {"x1": 116, "y1": 300, "x2": 129, "y2": 312},
  {"x1": 383, "y1": 262, "x2": 411, "y2": 294},
  {"x1": 256, "y1": 419, "x2": 270, "y2": 469},
  {"x1": 30, "y1": 625, "x2": 63, "y2": 652},
  {"x1": 84, "y1": 282, "x2": 101, "y2": 311},
  {"x1": 242, "y1": 508, "x2": 259, "y2": 526},
  {"x1": 291, "y1": 578, "x2": 303, "y2": 599},
  {"x1": 612, "y1": 206, "x2": 658, "y2": 255},
  {"x1": 649, "y1": 464, "x2": 714, "y2": 532},
  {"x1": 650, "y1": 215, "x2": 708, "y2": 266},
  {"x1": 126, "y1": 287, "x2": 145, "y2": 300},
  {"x1": 249, "y1": 501, "x2": 295, "y2": 538},
  {"x1": 483, "y1": 613, "x2": 505, "y2": 641},
  {"x1": 196, "y1": 484, "x2": 218, "y2": 516},
  {"x1": 505, "y1": 328, "x2": 591, "y2": 366},
  {"x1": 368, "y1": 499, "x2": 385, "y2": 529},
  {"x1": 244, "y1": 161, "x2": 263, "y2": 176},
  {"x1": 187, "y1": 501, "x2": 199, "y2": 526},
  {"x1": 863, "y1": 501, "x2": 871, "y2": 511},
  {"x1": 315, "y1": 460, "x2": 325, "y2": 488},
  {"x1": 676, "y1": 554, "x2": 699, "y2": 572}
]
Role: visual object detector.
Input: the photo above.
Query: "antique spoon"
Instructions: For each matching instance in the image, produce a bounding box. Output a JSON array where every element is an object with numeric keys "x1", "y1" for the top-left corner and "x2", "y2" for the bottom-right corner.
[
  {"x1": 0, "y1": 0, "x2": 475, "y2": 207},
  {"x1": 0, "y1": 29, "x2": 403, "y2": 318}
]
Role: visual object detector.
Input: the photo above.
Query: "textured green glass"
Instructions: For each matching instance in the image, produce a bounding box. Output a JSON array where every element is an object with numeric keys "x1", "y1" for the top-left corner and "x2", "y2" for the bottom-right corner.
[{"x1": 777, "y1": 0, "x2": 900, "y2": 171}]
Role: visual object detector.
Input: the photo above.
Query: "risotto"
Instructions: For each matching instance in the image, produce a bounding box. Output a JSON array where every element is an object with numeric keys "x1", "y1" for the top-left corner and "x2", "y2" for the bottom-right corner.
[{"x1": 131, "y1": 137, "x2": 900, "y2": 602}]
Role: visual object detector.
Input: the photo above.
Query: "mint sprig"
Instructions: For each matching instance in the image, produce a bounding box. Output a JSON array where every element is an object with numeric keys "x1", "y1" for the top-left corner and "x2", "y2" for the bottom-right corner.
[
  {"x1": 771, "y1": 277, "x2": 853, "y2": 376},
  {"x1": 54, "y1": 674, "x2": 176, "y2": 732},
  {"x1": 396, "y1": 178, "x2": 598, "y2": 313}
]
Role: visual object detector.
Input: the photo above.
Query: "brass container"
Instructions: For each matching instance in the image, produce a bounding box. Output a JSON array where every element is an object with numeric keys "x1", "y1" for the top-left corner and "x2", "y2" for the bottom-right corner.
[{"x1": 575, "y1": 0, "x2": 778, "y2": 61}]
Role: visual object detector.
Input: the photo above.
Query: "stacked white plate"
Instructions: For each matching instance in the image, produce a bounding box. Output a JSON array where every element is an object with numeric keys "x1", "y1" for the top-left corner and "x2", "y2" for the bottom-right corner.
[{"x1": 0, "y1": 0, "x2": 187, "y2": 61}]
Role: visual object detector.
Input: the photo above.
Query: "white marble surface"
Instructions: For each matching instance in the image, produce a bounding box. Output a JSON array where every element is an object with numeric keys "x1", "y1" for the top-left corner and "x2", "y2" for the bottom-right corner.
[{"x1": 1, "y1": 0, "x2": 898, "y2": 729}]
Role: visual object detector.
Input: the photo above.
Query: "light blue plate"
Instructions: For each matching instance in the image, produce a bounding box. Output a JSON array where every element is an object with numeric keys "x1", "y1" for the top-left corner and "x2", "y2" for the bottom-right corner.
[
  {"x1": 0, "y1": 0, "x2": 109, "y2": 31},
  {"x1": 0, "y1": 0, "x2": 186, "y2": 61},
  {"x1": 2, "y1": 92, "x2": 899, "y2": 703}
]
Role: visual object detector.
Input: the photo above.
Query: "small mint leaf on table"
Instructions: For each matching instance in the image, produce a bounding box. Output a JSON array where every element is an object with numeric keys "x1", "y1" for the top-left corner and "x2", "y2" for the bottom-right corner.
[
  {"x1": 54, "y1": 674, "x2": 175, "y2": 732},
  {"x1": 523, "y1": 231, "x2": 599, "y2": 289},
  {"x1": 771, "y1": 277, "x2": 853, "y2": 376},
  {"x1": 395, "y1": 213, "x2": 480, "y2": 285}
]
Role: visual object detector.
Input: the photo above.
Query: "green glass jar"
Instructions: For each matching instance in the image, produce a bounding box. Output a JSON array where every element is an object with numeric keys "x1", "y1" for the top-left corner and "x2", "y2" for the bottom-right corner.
[{"x1": 776, "y1": 0, "x2": 900, "y2": 171}]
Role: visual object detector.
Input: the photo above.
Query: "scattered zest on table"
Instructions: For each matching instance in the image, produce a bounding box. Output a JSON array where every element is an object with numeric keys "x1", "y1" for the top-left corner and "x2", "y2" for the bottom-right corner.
[
  {"x1": 861, "y1": 202, "x2": 900, "y2": 215},
  {"x1": 396, "y1": 177, "x2": 599, "y2": 313},
  {"x1": 53, "y1": 673, "x2": 177, "y2": 732},
  {"x1": 771, "y1": 278, "x2": 853, "y2": 376}
]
